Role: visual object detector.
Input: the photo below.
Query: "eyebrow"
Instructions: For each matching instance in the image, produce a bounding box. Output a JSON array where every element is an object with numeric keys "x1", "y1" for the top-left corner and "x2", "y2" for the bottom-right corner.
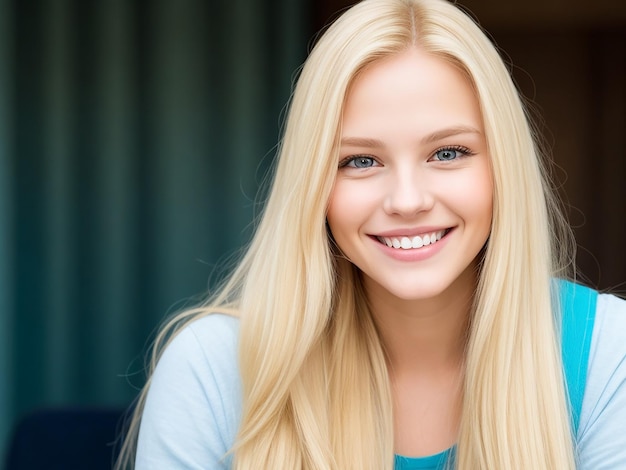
[
  {"x1": 340, "y1": 125, "x2": 482, "y2": 148},
  {"x1": 421, "y1": 126, "x2": 482, "y2": 144},
  {"x1": 339, "y1": 136, "x2": 385, "y2": 148}
]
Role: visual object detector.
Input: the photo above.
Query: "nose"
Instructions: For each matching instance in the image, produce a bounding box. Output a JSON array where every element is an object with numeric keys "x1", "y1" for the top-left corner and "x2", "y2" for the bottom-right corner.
[{"x1": 383, "y1": 168, "x2": 434, "y2": 217}]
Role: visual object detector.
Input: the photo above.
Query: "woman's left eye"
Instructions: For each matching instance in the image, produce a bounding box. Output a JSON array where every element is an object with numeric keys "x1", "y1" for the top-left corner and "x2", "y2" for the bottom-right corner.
[{"x1": 431, "y1": 146, "x2": 472, "y2": 162}]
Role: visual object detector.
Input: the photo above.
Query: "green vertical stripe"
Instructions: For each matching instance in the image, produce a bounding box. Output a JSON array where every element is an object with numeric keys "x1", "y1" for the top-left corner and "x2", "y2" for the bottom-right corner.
[
  {"x1": 0, "y1": 0, "x2": 14, "y2": 459},
  {"x1": 42, "y1": 0, "x2": 75, "y2": 404}
]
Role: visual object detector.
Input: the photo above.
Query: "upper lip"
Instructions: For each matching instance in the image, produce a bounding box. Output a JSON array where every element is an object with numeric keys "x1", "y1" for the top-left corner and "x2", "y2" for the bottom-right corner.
[{"x1": 372, "y1": 227, "x2": 452, "y2": 238}]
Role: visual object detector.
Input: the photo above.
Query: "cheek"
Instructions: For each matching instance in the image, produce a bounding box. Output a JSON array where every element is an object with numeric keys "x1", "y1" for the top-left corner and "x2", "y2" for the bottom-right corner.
[
  {"x1": 437, "y1": 166, "x2": 493, "y2": 227},
  {"x1": 326, "y1": 181, "x2": 375, "y2": 239},
  {"x1": 326, "y1": 185, "x2": 352, "y2": 237},
  {"x1": 473, "y1": 165, "x2": 494, "y2": 217},
  {"x1": 461, "y1": 169, "x2": 493, "y2": 229}
]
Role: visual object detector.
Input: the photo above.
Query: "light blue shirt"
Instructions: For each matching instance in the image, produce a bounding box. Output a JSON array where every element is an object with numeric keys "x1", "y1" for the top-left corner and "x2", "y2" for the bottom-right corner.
[{"x1": 136, "y1": 291, "x2": 626, "y2": 469}]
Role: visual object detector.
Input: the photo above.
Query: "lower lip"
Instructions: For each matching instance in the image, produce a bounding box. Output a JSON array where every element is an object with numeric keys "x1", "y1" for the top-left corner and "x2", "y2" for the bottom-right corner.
[{"x1": 371, "y1": 230, "x2": 452, "y2": 262}]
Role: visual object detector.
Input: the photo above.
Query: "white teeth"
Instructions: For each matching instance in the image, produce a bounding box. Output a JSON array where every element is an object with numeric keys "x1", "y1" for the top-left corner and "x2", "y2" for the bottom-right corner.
[
  {"x1": 380, "y1": 230, "x2": 447, "y2": 250},
  {"x1": 412, "y1": 235, "x2": 423, "y2": 248}
]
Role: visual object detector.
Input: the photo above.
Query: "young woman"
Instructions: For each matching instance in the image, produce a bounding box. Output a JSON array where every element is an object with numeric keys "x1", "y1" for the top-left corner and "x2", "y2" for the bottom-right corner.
[{"x1": 116, "y1": 0, "x2": 626, "y2": 468}]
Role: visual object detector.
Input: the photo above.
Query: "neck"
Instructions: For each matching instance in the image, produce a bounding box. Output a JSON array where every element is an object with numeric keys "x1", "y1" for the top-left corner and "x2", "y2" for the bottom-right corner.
[{"x1": 366, "y1": 265, "x2": 476, "y2": 375}]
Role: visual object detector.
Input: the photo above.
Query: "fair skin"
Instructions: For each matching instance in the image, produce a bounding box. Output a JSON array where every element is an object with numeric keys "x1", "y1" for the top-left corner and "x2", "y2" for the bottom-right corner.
[{"x1": 326, "y1": 48, "x2": 493, "y2": 457}]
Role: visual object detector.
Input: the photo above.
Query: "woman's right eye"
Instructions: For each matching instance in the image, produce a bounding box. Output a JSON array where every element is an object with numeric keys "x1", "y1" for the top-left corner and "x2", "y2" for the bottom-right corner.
[{"x1": 340, "y1": 156, "x2": 378, "y2": 168}]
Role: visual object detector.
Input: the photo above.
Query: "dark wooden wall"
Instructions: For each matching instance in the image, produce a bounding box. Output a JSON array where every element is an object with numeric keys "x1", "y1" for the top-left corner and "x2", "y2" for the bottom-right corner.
[{"x1": 311, "y1": 0, "x2": 626, "y2": 293}]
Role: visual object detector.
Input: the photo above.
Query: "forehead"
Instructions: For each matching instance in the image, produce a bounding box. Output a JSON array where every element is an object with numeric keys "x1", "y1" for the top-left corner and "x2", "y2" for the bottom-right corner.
[{"x1": 341, "y1": 48, "x2": 483, "y2": 139}]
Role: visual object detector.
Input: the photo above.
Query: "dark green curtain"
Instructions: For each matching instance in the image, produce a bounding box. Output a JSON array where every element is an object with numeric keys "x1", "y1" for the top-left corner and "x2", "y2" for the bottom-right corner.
[{"x1": 0, "y1": 0, "x2": 308, "y2": 457}]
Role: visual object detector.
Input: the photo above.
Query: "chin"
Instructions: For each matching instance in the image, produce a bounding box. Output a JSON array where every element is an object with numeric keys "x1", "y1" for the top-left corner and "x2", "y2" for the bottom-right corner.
[{"x1": 371, "y1": 279, "x2": 456, "y2": 303}]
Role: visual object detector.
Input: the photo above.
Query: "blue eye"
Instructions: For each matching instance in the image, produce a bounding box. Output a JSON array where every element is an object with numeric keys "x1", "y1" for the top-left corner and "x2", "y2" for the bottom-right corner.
[
  {"x1": 431, "y1": 146, "x2": 473, "y2": 162},
  {"x1": 342, "y1": 156, "x2": 377, "y2": 168},
  {"x1": 434, "y1": 149, "x2": 461, "y2": 161}
]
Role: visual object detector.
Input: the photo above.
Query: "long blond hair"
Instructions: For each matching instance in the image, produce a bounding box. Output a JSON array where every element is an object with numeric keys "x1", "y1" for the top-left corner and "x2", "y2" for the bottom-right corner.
[{"x1": 116, "y1": 0, "x2": 576, "y2": 468}]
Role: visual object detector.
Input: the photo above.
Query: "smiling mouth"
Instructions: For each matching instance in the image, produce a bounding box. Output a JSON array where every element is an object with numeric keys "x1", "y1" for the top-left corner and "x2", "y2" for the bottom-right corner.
[{"x1": 376, "y1": 229, "x2": 451, "y2": 250}]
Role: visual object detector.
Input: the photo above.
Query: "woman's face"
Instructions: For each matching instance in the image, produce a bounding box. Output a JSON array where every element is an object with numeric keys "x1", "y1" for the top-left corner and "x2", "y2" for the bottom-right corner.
[{"x1": 326, "y1": 48, "x2": 493, "y2": 305}]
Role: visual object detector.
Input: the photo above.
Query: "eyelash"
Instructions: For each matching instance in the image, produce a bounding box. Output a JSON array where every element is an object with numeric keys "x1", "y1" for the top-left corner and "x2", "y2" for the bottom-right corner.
[
  {"x1": 430, "y1": 145, "x2": 475, "y2": 162},
  {"x1": 338, "y1": 145, "x2": 475, "y2": 168},
  {"x1": 338, "y1": 155, "x2": 378, "y2": 168}
]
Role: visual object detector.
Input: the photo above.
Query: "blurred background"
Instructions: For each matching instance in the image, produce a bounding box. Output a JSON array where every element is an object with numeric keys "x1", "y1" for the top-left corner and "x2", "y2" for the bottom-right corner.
[{"x1": 0, "y1": 0, "x2": 624, "y2": 465}]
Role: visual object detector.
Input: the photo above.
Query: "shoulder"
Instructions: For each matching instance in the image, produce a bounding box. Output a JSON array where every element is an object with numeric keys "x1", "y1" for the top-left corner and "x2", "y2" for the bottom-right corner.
[
  {"x1": 154, "y1": 313, "x2": 241, "y2": 392},
  {"x1": 585, "y1": 293, "x2": 626, "y2": 395},
  {"x1": 157, "y1": 312, "x2": 241, "y2": 406},
  {"x1": 182, "y1": 313, "x2": 240, "y2": 364},
  {"x1": 592, "y1": 292, "x2": 626, "y2": 346},
  {"x1": 591, "y1": 292, "x2": 626, "y2": 353},
  {"x1": 586, "y1": 292, "x2": 626, "y2": 391},
  {"x1": 136, "y1": 313, "x2": 242, "y2": 469},
  {"x1": 577, "y1": 292, "x2": 626, "y2": 468}
]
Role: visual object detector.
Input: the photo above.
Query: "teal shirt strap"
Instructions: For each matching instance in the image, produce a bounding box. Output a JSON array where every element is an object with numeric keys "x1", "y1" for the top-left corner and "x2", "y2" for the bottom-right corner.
[{"x1": 557, "y1": 279, "x2": 597, "y2": 433}]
